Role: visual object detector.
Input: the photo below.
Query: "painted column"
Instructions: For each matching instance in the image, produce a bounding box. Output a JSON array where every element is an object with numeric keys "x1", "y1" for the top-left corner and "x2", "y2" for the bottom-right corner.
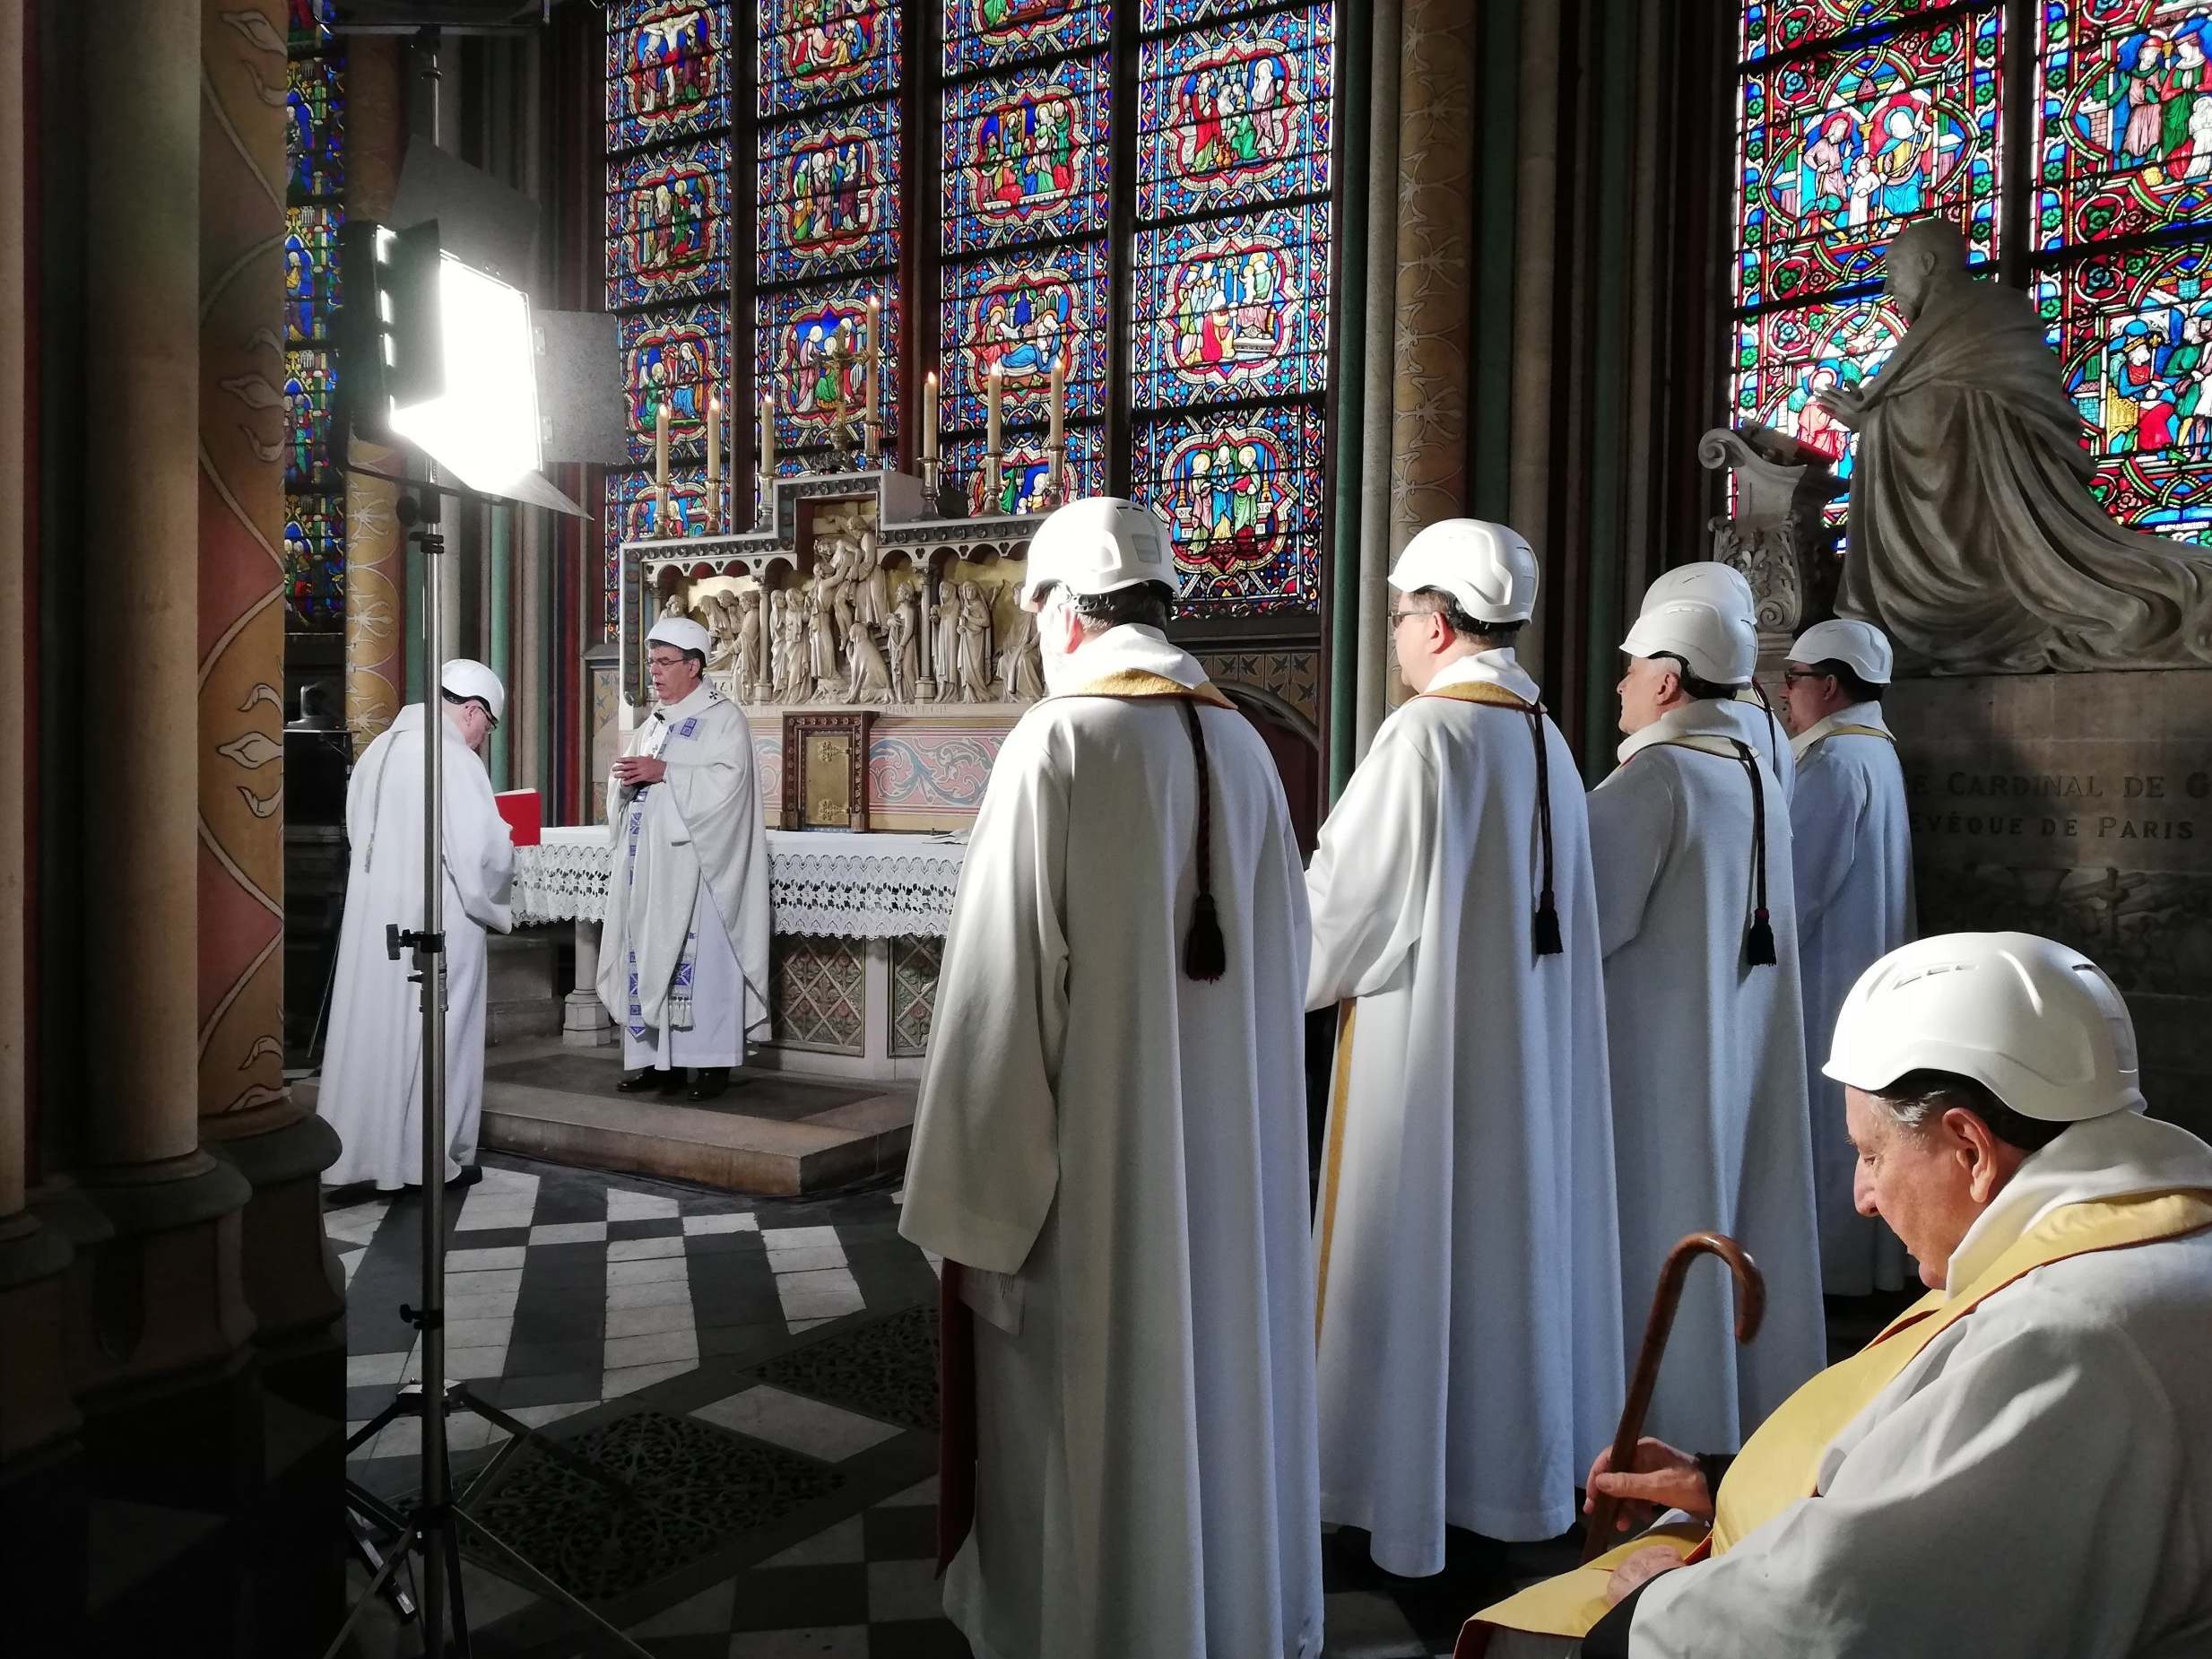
[
  {"x1": 74, "y1": 0, "x2": 256, "y2": 1397},
  {"x1": 194, "y1": 0, "x2": 343, "y2": 1360},
  {"x1": 343, "y1": 37, "x2": 404, "y2": 747}
]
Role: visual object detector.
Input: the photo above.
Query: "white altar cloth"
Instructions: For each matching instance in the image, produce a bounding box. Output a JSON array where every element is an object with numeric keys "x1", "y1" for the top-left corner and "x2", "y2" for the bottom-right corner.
[{"x1": 514, "y1": 825, "x2": 967, "y2": 940}]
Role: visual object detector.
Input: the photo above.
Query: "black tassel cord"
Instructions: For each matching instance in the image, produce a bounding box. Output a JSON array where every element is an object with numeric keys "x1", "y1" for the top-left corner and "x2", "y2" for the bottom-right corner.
[
  {"x1": 1524, "y1": 707, "x2": 1563, "y2": 957},
  {"x1": 1178, "y1": 699, "x2": 1227, "y2": 982},
  {"x1": 1731, "y1": 738, "x2": 1777, "y2": 967}
]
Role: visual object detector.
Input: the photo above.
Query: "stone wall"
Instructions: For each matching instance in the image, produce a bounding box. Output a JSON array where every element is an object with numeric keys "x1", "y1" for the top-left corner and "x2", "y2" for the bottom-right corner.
[{"x1": 1886, "y1": 670, "x2": 2212, "y2": 1140}]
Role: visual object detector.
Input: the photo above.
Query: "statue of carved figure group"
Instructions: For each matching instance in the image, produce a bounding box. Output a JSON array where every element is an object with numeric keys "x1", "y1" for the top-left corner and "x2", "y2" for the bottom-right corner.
[{"x1": 686, "y1": 536, "x2": 1037, "y2": 708}]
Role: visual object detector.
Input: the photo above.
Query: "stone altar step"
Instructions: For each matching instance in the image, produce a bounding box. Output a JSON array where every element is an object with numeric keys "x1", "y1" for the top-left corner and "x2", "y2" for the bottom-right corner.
[{"x1": 479, "y1": 1038, "x2": 915, "y2": 1196}]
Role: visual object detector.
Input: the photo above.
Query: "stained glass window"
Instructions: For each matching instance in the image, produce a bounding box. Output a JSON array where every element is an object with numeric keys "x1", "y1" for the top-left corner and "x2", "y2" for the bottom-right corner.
[
  {"x1": 756, "y1": 280, "x2": 903, "y2": 455},
  {"x1": 1129, "y1": 4, "x2": 1335, "y2": 615},
  {"x1": 939, "y1": 244, "x2": 1109, "y2": 428},
  {"x1": 757, "y1": 0, "x2": 903, "y2": 115},
  {"x1": 283, "y1": 4, "x2": 343, "y2": 633},
  {"x1": 941, "y1": 56, "x2": 1111, "y2": 253},
  {"x1": 1731, "y1": 2, "x2": 2212, "y2": 546},
  {"x1": 1734, "y1": 11, "x2": 2001, "y2": 309},
  {"x1": 943, "y1": 0, "x2": 1108, "y2": 74},
  {"x1": 1135, "y1": 6, "x2": 1334, "y2": 221},
  {"x1": 606, "y1": 0, "x2": 730, "y2": 155},
  {"x1": 759, "y1": 99, "x2": 902, "y2": 281},
  {"x1": 605, "y1": 138, "x2": 733, "y2": 308},
  {"x1": 947, "y1": 426, "x2": 1104, "y2": 517},
  {"x1": 1132, "y1": 205, "x2": 1332, "y2": 409},
  {"x1": 620, "y1": 304, "x2": 733, "y2": 465}
]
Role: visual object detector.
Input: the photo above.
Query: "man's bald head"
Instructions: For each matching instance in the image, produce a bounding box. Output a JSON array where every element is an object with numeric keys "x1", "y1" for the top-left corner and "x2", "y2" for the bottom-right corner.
[{"x1": 1884, "y1": 220, "x2": 1968, "y2": 318}]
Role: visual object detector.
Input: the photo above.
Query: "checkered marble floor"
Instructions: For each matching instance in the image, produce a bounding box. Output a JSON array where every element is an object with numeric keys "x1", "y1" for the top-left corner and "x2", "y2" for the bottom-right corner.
[{"x1": 333, "y1": 1155, "x2": 1540, "y2": 1656}]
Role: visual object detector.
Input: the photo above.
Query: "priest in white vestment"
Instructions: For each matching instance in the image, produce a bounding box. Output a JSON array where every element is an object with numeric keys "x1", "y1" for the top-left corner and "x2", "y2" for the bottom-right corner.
[
  {"x1": 1461, "y1": 933, "x2": 2212, "y2": 1659},
  {"x1": 1781, "y1": 619, "x2": 1915, "y2": 1294},
  {"x1": 900, "y1": 498, "x2": 1323, "y2": 1659},
  {"x1": 1636, "y1": 564, "x2": 1794, "y2": 804},
  {"x1": 1587, "y1": 594, "x2": 1826, "y2": 1455},
  {"x1": 1306, "y1": 518, "x2": 1623, "y2": 1575},
  {"x1": 597, "y1": 616, "x2": 770, "y2": 1101},
  {"x1": 321, "y1": 661, "x2": 515, "y2": 1191}
]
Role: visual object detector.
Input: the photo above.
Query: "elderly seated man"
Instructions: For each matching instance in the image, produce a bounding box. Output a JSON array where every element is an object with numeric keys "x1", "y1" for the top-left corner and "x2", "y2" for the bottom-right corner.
[{"x1": 1461, "y1": 930, "x2": 2212, "y2": 1659}]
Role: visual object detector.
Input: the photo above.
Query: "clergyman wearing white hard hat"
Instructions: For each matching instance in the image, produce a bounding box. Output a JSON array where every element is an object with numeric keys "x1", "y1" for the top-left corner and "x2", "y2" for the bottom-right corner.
[
  {"x1": 1777, "y1": 615, "x2": 1917, "y2": 1295},
  {"x1": 1304, "y1": 517, "x2": 1626, "y2": 1576},
  {"x1": 1630, "y1": 561, "x2": 1795, "y2": 803},
  {"x1": 317, "y1": 660, "x2": 516, "y2": 1194},
  {"x1": 1470, "y1": 930, "x2": 2212, "y2": 1659}
]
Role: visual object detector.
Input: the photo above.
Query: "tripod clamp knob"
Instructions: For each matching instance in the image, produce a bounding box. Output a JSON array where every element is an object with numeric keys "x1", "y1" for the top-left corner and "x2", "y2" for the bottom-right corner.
[
  {"x1": 385, "y1": 925, "x2": 446, "y2": 960},
  {"x1": 399, "y1": 1303, "x2": 445, "y2": 1332}
]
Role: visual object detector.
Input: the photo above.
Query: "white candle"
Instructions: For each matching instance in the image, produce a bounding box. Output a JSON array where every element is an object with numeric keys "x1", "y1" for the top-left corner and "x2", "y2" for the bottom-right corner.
[
  {"x1": 986, "y1": 360, "x2": 1003, "y2": 456},
  {"x1": 864, "y1": 296, "x2": 882, "y2": 440},
  {"x1": 1048, "y1": 351, "x2": 1066, "y2": 447},
  {"x1": 759, "y1": 391, "x2": 776, "y2": 481},
  {"x1": 923, "y1": 370, "x2": 939, "y2": 464},
  {"x1": 654, "y1": 396, "x2": 671, "y2": 490},
  {"x1": 706, "y1": 390, "x2": 721, "y2": 484}
]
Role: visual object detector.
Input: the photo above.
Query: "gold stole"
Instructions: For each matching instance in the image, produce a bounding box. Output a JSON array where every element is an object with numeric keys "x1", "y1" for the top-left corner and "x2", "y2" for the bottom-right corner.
[
  {"x1": 1800, "y1": 721, "x2": 1895, "y2": 759},
  {"x1": 1461, "y1": 1188, "x2": 2212, "y2": 1642},
  {"x1": 1418, "y1": 681, "x2": 1538, "y2": 714},
  {"x1": 1054, "y1": 668, "x2": 1235, "y2": 708}
]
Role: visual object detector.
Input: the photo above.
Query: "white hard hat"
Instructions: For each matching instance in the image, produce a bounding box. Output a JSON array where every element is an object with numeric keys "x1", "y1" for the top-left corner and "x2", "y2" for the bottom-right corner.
[
  {"x1": 1620, "y1": 599, "x2": 1757, "y2": 684},
  {"x1": 646, "y1": 616, "x2": 713, "y2": 659},
  {"x1": 439, "y1": 657, "x2": 505, "y2": 724},
  {"x1": 1824, "y1": 932, "x2": 2146, "y2": 1122},
  {"x1": 1789, "y1": 618, "x2": 1895, "y2": 686},
  {"x1": 1388, "y1": 518, "x2": 1538, "y2": 624},
  {"x1": 1019, "y1": 496, "x2": 1174, "y2": 604},
  {"x1": 1641, "y1": 561, "x2": 1756, "y2": 618}
]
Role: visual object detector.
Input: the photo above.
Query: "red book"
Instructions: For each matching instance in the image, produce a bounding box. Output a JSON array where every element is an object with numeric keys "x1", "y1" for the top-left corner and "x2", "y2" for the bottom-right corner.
[{"x1": 495, "y1": 789, "x2": 542, "y2": 847}]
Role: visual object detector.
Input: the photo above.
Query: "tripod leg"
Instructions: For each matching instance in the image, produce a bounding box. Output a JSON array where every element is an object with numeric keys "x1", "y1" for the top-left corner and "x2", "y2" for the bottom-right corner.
[
  {"x1": 345, "y1": 1479, "x2": 411, "y2": 1539},
  {"x1": 442, "y1": 1515, "x2": 474, "y2": 1659},
  {"x1": 344, "y1": 1506, "x2": 420, "y2": 1621},
  {"x1": 458, "y1": 1513, "x2": 655, "y2": 1659},
  {"x1": 319, "y1": 1516, "x2": 424, "y2": 1659},
  {"x1": 451, "y1": 1386, "x2": 637, "y2": 1502},
  {"x1": 344, "y1": 1395, "x2": 407, "y2": 1456}
]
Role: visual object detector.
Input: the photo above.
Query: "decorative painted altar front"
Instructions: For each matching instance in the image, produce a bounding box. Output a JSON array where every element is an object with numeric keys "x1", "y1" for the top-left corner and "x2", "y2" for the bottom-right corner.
[{"x1": 516, "y1": 824, "x2": 965, "y2": 1084}]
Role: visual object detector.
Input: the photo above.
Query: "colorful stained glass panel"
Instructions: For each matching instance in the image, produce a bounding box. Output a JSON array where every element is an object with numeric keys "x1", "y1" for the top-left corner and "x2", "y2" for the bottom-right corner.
[
  {"x1": 2038, "y1": 238, "x2": 2212, "y2": 541},
  {"x1": 1729, "y1": 294, "x2": 1904, "y2": 488},
  {"x1": 942, "y1": 57, "x2": 1111, "y2": 253},
  {"x1": 284, "y1": 494, "x2": 344, "y2": 631},
  {"x1": 939, "y1": 243, "x2": 1109, "y2": 429},
  {"x1": 285, "y1": 204, "x2": 342, "y2": 343},
  {"x1": 2034, "y1": 2, "x2": 2212, "y2": 250},
  {"x1": 606, "y1": 138, "x2": 732, "y2": 309},
  {"x1": 607, "y1": 0, "x2": 731, "y2": 155},
  {"x1": 1735, "y1": 9, "x2": 2001, "y2": 307},
  {"x1": 947, "y1": 425, "x2": 1106, "y2": 517},
  {"x1": 606, "y1": 467, "x2": 716, "y2": 577},
  {"x1": 620, "y1": 305, "x2": 733, "y2": 466},
  {"x1": 1136, "y1": 6, "x2": 1334, "y2": 220},
  {"x1": 758, "y1": 0, "x2": 903, "y2": 117},
  {"x1": 288, "y1": 0, "x2": 333, "y2": 54},
  {"x1": 1139, "y1": 0, "x2": 1295, "y2": 27},
  {"x1": 1132, "y1": 204, "x2": 1331, "y2": 409},
  {"x1": 284, "y1": 349, "x2": 336, "y2": 491},
  {"x1": 286, "y1": 52, "x2": 344, "y2": 201},
  {"x1": 1131, "y1": 405, "x2": 1326, "y2": 613},
  {"x1": 1739, "y1": 1, "x2": 1964, "y2": 64},
  {"x1": 755, "y1": 280, "x2": 904, "y2": 455},
  {"x1": 759, "y1": 100, "x2": 902, "y2": 282},
  {"x1": 943, "y1": 0, "x2": 1109, "y2": 74}
]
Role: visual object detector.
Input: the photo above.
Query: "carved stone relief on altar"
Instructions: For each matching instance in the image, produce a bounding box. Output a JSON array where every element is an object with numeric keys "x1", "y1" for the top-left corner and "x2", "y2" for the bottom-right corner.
[{"x1": 646, "y1": 492, "x2": 1043, "y2": 712}]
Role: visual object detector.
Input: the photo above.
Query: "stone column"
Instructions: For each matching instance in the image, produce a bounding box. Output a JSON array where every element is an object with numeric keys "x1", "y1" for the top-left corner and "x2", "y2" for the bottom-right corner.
[
  {"x1": 193, "y1": 0, "x2": 342, "y2": 1373},
  {"x1": 73, "y1": 0, "x2": 256, "y2": 1408},
  {"x1": 344, "y1": 38, "x2": 405, "y2": 746},
  {"x1": 0, "y1": 0, "x2": 80, "y2": 1472}
]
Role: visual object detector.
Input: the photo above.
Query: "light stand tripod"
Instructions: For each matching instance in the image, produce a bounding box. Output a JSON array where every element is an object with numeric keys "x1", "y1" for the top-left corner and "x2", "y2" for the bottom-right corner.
[{"x1": 325, "y1": 510, "x2": 651, "y2": 1659}]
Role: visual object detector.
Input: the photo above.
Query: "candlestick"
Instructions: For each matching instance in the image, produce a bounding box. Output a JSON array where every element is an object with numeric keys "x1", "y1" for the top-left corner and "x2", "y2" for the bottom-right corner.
[
  {"x1": 986, "y1": 360, "x2": 1003, "y2": 456},
  {"x1": 706, "y1": 391, "x2": 722, "y2": 482},
  {"x1": 923, "y1": 370, "x2": 939, "y2": 463},
  {"x1": 654, "y1": 396, "x2": 671, "y2": 491},
  {"x1": 1048, "y1": 352, "x2": 1066, "y2": 448},
  {"x1": 759, "y1": 391, "x2": 776, "y2": 528},
  {"x1": 864, "y1": 297, "x2": 882, "y2": 460}
]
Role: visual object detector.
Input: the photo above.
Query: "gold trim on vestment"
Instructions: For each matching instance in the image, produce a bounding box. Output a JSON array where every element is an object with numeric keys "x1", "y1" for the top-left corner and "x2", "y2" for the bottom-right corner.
[
  {"x1": 1460, "y1": 1187, "x2": 2212, "y2": 1646},
  {"x1": 1313, "y1": 999, "x2": 1358, "y2": 1346},
  {"x1": 1418, "y1": 682, "x2": 1539, "y2": 712},
  {"x1": 1055, "y1": 668, "x2": 1236, "y2": 708}
]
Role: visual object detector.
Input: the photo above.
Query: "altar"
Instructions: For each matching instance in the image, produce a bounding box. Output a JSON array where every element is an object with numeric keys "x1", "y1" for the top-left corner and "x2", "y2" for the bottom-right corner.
[{"x1": 515, "y1": 824, "x2": 967, "y2": 1084}]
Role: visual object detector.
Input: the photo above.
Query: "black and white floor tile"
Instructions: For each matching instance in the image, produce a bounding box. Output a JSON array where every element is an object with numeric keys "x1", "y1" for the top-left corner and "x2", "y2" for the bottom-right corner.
[{"x1": 334, "y1": 1154, "x2": 1543, "y2": 1657}]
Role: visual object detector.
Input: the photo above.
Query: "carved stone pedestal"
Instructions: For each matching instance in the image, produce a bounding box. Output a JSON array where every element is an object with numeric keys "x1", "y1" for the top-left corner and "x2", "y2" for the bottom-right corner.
[{"x1": 1886, "y1": 669, "x2": 2212, "y2": 1140}]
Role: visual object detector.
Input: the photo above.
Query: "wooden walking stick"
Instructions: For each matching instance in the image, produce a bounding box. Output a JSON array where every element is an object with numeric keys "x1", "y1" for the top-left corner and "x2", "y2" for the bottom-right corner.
[{"x1": 1582, "y1": 1231, "x2": 1765, "y2": 1561}]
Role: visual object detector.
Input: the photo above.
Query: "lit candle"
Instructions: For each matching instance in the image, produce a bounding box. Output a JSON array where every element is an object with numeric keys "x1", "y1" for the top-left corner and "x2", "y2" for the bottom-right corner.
[
  {"x1": 923, "y1": 370, "x2": 939, "y2": 464},
  {"x1": 1048, "y1": 351, "x2": 1066, "y2": 448},
  {"x1": 706, "y1": 389, "x2": 722, "y2": 485},
  {"x1": 986, "y1": 360, "x2": 1003, "y2": 457},
  {"x1": 759, "y1": 391, "x2": 776, "y2": 482},
  {"x1": 864, "y1": 297, "x2": 882, "y2": 446},
  {"x1": 654, "y1": 395, "x2": 672, "y2": 491}
]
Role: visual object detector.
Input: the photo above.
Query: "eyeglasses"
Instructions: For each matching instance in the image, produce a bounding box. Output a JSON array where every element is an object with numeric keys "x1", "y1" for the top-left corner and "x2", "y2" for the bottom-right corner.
[
  {"x1": 1388, "y1": 609, "x2": 1433, "y2": 628},
  {"x1": 1780, "y1": 668, "x2": 1833, "y2": 688},
  {"x1": 646, "y1": 654, "x2": 690, "y2": 670}
]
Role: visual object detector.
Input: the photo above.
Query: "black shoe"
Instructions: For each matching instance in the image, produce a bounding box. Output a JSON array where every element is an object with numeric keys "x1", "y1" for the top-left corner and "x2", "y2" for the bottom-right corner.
[
  {"x1": 687, "y1": 1067, "x2": 731, "y2": 1101},
  {"x1": 616, "y1": 1068, "x2": 673, "y2": 1094},
  {"x1": 446, "y1": 1163, "x2": 483, "y2": 1191}
]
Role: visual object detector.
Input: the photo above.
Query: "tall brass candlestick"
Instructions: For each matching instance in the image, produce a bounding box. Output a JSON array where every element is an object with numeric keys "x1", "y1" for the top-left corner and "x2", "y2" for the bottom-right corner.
[
  {"x1": 985, "y1": 361, "x2": 1004, "y2": 512},
  {"x1": 759, "y1": 392, "x2": 776, "y2": 529},
  {"x1": 706, "y1": 390, "x2": 723, "y2": 530},
  {"x1": 864, "y1": 296, "x2": 882, "y2": 461},
  {"x1": 654, "y1": 395, "x2": 672, "y2": 533}
]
